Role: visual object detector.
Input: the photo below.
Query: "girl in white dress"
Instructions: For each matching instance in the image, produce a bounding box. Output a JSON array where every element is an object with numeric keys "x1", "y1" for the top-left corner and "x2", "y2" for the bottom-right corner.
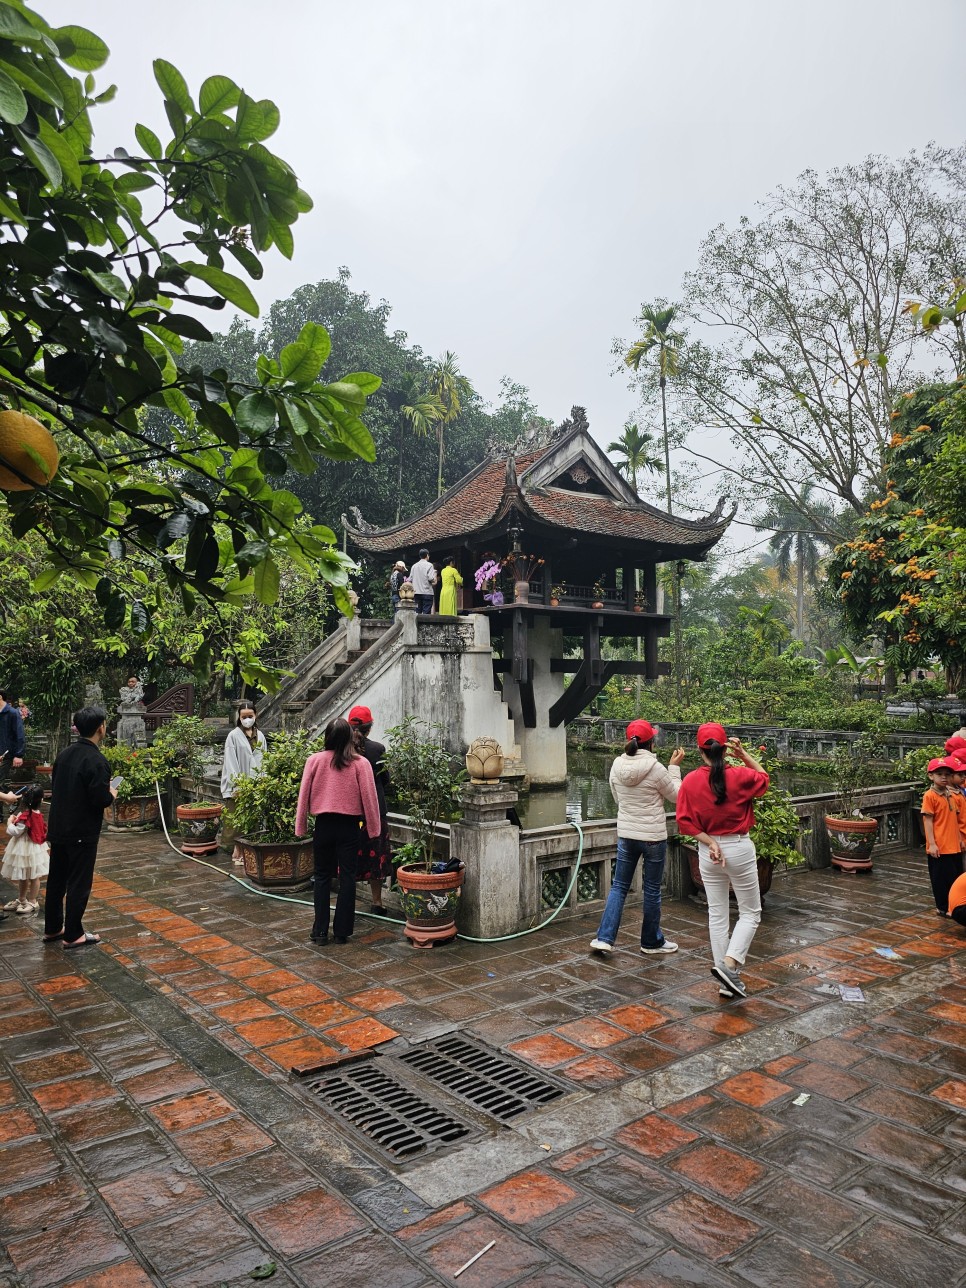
[
  {"x1": 2, "y1": 784, "x2": 49, "y2": 915},
  {"x1": 220, "y1": 701, "x2": 267, "y2": 862}
]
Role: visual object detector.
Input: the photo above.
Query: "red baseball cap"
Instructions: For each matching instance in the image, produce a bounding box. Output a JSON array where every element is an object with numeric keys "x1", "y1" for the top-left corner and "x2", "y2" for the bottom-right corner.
[
  {"x1": 945, "y1": 735, "x2": 966, "y2": 755},
  {"x1": 626, "y1": 719, "x2": 655, "y2": 743},
  {"x1": 347, "y1": 706, "x2": 373, "y2": 726},
  {"x1": 945, "y1": 757, "x2": 966, "y2": 772},
  {"x1": 927, "y1": 757, "x2": 951, "y2": 773},
  {"x1": 696, "y1": 722, "x2": 727, "y2": 749}
]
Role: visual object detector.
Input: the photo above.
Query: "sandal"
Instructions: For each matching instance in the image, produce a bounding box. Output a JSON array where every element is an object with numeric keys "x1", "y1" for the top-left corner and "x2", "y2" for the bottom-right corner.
[
  {"x1": 63, "y1": 932, "x2": 101, "y2": 950},
  {"x1": 42, "y1": 930, "x2": 64, "y2": 942}
]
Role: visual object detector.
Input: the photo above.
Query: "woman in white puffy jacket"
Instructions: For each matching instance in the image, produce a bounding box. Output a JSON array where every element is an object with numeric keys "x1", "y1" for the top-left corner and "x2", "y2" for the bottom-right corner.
[{"x1": 590, "y1": 719, "x2": 685, "y2": 955}]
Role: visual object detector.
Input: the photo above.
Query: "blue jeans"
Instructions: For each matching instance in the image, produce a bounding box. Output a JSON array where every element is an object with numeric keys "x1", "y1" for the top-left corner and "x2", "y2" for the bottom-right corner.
[
  {"x1": 596, "y1": 837, "x2": 668, "y2": 948},
  {"x1": 415, "y1": 594, "x2": 434, "y2": 614}
]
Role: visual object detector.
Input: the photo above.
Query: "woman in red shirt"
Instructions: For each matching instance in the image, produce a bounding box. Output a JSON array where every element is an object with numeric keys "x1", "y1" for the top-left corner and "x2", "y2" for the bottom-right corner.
[
  {"x1": 676, "y1": 723, "x2": 769, "y2": 998},
  {"x1": 296, "y1": 718, "x2": 381, "y2": 945}
]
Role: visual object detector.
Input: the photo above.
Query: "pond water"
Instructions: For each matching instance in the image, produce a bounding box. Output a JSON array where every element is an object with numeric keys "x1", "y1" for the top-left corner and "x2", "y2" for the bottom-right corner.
[{"x1": 515, "y1": 747, "x2": 836, "y2": 829}]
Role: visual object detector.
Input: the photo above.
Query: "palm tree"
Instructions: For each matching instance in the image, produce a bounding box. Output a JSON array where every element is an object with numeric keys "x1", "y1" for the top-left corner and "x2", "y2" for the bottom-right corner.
[
  {"x1": 607, "y1": 423, "x2": 664, "y2": 494},
  {"x1": 427, "y1": 352, "x2": 474, "y2": 497},
  {"x1": 394, "y1": 379, "x2": 445, "y2": 522},
  {"x1": 625, "y1": 304, "x2": 684, "y2": 696},
  {"x1": 755, "y1": 484, "x2": 836, "y2": 640}
]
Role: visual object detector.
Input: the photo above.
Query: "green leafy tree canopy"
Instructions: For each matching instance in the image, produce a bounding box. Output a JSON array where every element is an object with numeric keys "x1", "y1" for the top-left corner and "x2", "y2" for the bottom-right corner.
[{"x1": 0, "y1": 2, "x2": 379, "y2": 680}]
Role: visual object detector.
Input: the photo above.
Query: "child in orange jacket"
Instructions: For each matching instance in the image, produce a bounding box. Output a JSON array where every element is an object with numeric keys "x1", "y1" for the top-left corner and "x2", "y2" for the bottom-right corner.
[{"x1": 921, "y1": 758, "x2": 966, "y2": 917}]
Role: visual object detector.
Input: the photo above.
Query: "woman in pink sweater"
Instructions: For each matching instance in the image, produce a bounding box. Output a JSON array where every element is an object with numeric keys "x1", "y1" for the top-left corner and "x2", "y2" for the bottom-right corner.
[{"x1": 296, "y1": 718, "x2": 381, "y2": 944}]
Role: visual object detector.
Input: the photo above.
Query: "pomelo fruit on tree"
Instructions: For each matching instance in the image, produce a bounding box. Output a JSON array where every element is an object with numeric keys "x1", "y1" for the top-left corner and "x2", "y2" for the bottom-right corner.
[{"x1": 0, "y1": 410, "x2": 60, "y2": 490}]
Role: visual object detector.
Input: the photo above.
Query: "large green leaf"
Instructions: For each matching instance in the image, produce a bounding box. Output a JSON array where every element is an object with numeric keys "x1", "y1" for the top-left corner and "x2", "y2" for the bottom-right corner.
[
  {"x1": 235, "y1": 390, "x2": 276, "y2": 432},
  {"x1": 50, "y1": 25, "x2": 109, "y2": 71},
  {"x1": 183, "y1": 262, "x2": 259, "y2": 317},
  {"x1": 134, "y1": 122, "x2": 161, "y2": 158},
  {"x1": 236, "y1": 93, "x2": 280, "y2": 143},
  {"x1": 12, "y1": 125, "x2": 61, "y2": 187},
  {"x1": 0, "y1": 55, "x2": 64, "y2": 108},
  {"x1": 0, "y1": 66, "x2": 27, "y2": 123},
  {"x1": 199, "y1": 74, "x2": 239, "y2": 115},
  {"x1": 279, "y1": 322, "x2": 331, "y2": 383},
  {"x1": 37, "y1": 116, "x2": 82, "y2": 187},
  {"x1": 0, "y1": 5, "x2": 42, "y2": 41},
  {"x1": 253, "y1": 556, "x2": 280, "y2": 606},
  {"x1": 153, "y1": 58, "x2": 193, "y2": 113},
  {"x1": 339, "y1": 371, "x2": 382, "y2": 395}
]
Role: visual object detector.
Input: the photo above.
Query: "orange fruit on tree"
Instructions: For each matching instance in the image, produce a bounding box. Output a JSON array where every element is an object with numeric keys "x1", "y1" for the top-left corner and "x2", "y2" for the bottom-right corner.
[{"x1": 0, "y1": 410, "x2": 60, "y2": 490}]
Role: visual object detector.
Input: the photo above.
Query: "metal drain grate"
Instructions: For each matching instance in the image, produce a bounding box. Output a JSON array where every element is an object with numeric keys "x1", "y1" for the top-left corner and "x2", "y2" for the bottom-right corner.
[
  {"x1": 302, "y1": 1062, "x2": 470, "y2": 1158},
  {"x1": 399, "y1": 1035, "x2": 564, "y2": 1120}
]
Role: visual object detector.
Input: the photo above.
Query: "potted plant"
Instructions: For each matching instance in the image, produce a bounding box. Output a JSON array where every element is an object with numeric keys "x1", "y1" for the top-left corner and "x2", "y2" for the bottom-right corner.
[
  {"x1": 550, "y1": 582, "x2": 564, "y2": 607},
  {"x1": 684, "y1": 748, "x2": 807, "y2": 897},
  {"x1": 591, "y1": 579, "x2": 605, "y2": 609},
  {"x1": 230, "y1": 729, "x2": 322, "y2": 887},
  {"x1": 824, "y1": 733, "x2": 883, "y2": 872},
  {"x1": 102, "y1": 743, "x2": 164, "y2": 831},
  {"x1": 502, "y1": 552, "x2": 544, "y2": 604},
  {"x1": 151, "y1": 715, "x2": 221, "y2": 855},
  {"x1": 474, "y1": 557, "x2": 504, "y2": 606},
  {"x1": 383, "y1": 717, "x2": 467, "y2": 948},
  {"x1": 633, "y1": 588, "x2": 646, "y2": 613}
]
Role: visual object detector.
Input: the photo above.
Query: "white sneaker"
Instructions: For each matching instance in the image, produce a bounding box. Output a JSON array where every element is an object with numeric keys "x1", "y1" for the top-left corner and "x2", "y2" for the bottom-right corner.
[
  {"x1": 641, "y1": 940, "x2": 678, "y2": 955},
  {"x1": 589, "y1": 939, "x2": 613, "y2": 953},
  {"x1": 2, "y1": 899, "x2": 19, "y2": 911},
  {"x1": 14, "y1": 901, "x2": 31, "y2": 915}
]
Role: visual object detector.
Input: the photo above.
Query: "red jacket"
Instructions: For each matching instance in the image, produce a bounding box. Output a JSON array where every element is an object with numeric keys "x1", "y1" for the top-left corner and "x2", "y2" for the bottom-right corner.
[
  {"x1": 12, "y1": 809, "x2": 47, "y2": 844},
  {"x1": 676, "y1": 765, "x2": 769, "y2": 837},
  {"x1": 295, "y1": 751, "x2": 381, "y2": 840}
]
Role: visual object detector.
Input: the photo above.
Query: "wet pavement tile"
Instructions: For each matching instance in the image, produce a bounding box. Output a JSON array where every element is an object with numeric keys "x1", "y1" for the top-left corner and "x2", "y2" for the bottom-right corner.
[
  {"x1": 649, "y1": 1191, "x2": 762, "y2": 1261},
  {"x1": 6, "y1": 1212, "x2": 131, "y2": 1287},
  {"x1": 478, "y1": 1168, "x2": 580, "y2": 1223},
  {"x1": 728, "y1": 1232, "x2": 869, "y2": 1288}
]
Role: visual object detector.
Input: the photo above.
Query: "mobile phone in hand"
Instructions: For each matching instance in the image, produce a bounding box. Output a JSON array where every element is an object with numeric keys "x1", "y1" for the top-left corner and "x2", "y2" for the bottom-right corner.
[{"x1": 109, "y1": 776, "x2": 124, "y2": 790}]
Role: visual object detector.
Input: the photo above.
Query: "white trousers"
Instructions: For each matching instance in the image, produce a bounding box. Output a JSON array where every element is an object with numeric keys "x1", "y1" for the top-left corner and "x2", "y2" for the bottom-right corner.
[{"x1": 698, "y1": 834, "x2": 761, "y2": 967}]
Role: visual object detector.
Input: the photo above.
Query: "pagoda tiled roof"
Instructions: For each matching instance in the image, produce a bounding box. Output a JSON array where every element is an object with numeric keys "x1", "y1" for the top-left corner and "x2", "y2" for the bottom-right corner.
[{"x1": 344, "y1": 431, "x2": 731, "y2": 558}]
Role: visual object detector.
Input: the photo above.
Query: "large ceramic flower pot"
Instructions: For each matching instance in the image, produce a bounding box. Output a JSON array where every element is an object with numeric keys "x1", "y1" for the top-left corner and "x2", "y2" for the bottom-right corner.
[
  {"x1": 513, "y1": 579, "x2": 530, "y2": 603},
  {"x1": 105, "y1": 795, "x2": 161, "y2": 832},
  {"x1": 825, "y1": 815, "x2": 878, "y2": 872},
  {"x1": 176, "y1": 801, "x2": 223, "y2": 856},
  {"x1": 685, "y1": 846, "x2": 774, "y2": 897},
  {"x1": 396, "y1": 862, "x2": 464, "y2": 949},
  {"x1": 237, "y1": 836, "x2": 314, "y2": 888}
]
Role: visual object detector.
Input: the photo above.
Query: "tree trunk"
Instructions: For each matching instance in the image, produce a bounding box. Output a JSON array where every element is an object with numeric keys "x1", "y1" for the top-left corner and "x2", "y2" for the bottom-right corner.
[
  {"x1": 395, "y1": 417, "x2": 405, "y2": 523},
  {"x1": 796, "y1": 549, "x2": 805, "y2": 641},
  {"x1": 437, "y1": 425, "x2": 445, "y2": 497},
  {"x1": 660, "y1": 377, "x2": 683, "y2": 703}
]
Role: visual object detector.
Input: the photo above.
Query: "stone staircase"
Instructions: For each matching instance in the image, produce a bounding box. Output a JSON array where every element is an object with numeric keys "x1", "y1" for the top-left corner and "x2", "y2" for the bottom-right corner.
[
  {"x1": 258, "y1": 617, "x2": 394, "y2": 733},
  {"x1": 256, "y1": 608, "x2": 525, "y2": 775}
]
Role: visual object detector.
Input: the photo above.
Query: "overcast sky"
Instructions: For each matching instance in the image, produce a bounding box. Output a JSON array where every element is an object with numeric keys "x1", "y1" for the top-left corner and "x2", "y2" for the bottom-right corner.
[{"x1": 45, "y1": 0, "x2": 966, "y2": 534}]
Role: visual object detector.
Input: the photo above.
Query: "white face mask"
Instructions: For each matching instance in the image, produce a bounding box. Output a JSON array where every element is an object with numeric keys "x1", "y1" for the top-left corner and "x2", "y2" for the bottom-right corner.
[{"x1": 240, "y1": 716, "x2": 256, "y2": 729}]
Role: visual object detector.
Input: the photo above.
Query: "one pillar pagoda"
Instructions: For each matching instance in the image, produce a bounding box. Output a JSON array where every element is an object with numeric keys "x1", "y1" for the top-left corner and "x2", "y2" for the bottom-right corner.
[{"x1": 344, "y1": 422, "x2": 732, "y2": 783}]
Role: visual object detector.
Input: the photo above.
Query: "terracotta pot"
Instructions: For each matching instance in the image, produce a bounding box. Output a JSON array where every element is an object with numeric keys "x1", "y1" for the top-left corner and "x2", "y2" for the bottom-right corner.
[
  {"x1": 824, "y1": 814, "x2": 878, "y2": 872},
  {"x1": 238, "y1": 836, "x2": 314, "y2": 888},
  {"x1": 176, "y1": 801, "x2": 223, "y2": 856},
  {"x1": 549, "y1": 597, "x2": 560, "y2": 607},
  {"x1": 591, "y1": 600, "x2": 604, "y2": 609},
  {"x1": 685, "y1": 846, "x2": 773, "y2": 896},
  {"x1": 396, "y1": 862, "x2": 464, "y2": 949},
  {"x1": 633, "y1": 605, "x2": 643, "y2": 613},
  {"x1": 105, "y1": 795, "x2": 161, "y2": 832}
]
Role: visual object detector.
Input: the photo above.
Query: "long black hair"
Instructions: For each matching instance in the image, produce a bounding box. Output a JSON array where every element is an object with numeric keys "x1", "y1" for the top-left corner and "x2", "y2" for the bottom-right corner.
[
  {"x1": 324, "y1": 717, "x2": 356, "y2": 770},
  {"x1": 17, "y1": 783, "x2": 43, "y2": 812},
  {"x1": 704, "y1": 741, "x2": 728, "y2": 804},
  {"x1": 624, "y1": 735, "x2": 654, "y2": 757}
]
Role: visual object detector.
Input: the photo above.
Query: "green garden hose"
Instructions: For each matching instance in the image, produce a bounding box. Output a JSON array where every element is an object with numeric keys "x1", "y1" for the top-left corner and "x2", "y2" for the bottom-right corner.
[{"x1": 153, "y1": 782, "x2": 585, "y2": 943}]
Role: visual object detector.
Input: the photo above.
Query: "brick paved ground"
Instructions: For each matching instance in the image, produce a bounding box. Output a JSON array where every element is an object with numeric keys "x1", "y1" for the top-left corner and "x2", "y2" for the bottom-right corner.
[{"x1": 0, "y1": 834, "x2": 963, "y2": 1286}]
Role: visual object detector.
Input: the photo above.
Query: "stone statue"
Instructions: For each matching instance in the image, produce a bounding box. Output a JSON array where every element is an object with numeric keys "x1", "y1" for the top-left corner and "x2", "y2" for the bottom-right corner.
[
  {"x1": 84, "y1": 680, "x2": 103, "y2": 707},
  {"x1": 116, "y1": 675, "x2": 147, "y2": 748}
]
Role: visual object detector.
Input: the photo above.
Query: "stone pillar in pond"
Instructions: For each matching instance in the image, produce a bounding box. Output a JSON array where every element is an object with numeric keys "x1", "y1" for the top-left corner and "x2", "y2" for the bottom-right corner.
[
  {"x1": 453, "y1": 781, "x2": 522, "y2": 938},
  {"x1": 501, "y1": 615, "x2": 567, "y2": 787}
]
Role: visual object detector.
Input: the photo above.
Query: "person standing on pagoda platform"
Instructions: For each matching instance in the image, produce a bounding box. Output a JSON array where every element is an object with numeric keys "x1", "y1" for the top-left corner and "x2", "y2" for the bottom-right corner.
[
  {"x1": 410, "y1": 549, "x2": 438, "y2": 614},
  {"x1": 439, "y1": 558, "x2": 463, "y2": 616}
]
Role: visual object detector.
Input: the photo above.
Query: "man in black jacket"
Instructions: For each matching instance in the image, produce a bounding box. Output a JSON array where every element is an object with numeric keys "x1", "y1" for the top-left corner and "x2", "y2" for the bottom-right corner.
[
  {"x1": 43, "y1": 706, "x2": 116, "y2": 949},
  {"x1": 0, "y1": 685, "x2": 25, "y2": 819}
]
